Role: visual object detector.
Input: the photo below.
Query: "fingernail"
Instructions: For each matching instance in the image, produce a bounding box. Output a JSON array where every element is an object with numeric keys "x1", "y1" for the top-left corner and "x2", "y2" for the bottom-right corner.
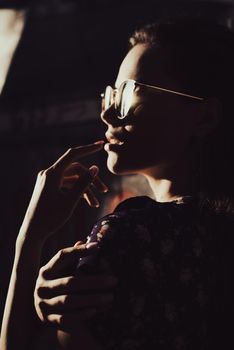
[
  {"x1": 86, "y1": 242, "x2": 99, "y2": 250},
  {"x1": 94, "y1": 140, "x2": 104, "y2": 145},
  {"x1": 89, "y1": 165, "x2": 99, "y2": 177}
]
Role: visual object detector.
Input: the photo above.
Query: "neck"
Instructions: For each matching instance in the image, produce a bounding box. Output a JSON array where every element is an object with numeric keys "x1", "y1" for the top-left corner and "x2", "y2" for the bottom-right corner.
[
  {"x1": 143, "y1": 154, "x2": 201, "y2": 203},
  {"x1": 145, "y1": 176, "x2": 196, "y2": 203}
]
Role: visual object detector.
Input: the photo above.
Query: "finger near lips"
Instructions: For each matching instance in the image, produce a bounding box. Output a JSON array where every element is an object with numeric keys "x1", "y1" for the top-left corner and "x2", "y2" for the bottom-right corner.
[{"x1": 48, "y1": 141, "x2": 104, "y2": 174}]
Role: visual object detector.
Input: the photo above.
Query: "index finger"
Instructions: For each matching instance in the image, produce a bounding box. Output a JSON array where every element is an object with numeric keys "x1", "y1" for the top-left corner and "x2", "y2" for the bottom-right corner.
[{"x1": 49, "y1": 141, "x2": 104, "y2": 173}]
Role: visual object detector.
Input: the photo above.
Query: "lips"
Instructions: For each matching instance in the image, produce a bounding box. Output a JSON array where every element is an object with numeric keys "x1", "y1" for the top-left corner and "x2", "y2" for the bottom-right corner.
[{"x1": 105, "y1": 131, "x2": 125, "y2": 146}]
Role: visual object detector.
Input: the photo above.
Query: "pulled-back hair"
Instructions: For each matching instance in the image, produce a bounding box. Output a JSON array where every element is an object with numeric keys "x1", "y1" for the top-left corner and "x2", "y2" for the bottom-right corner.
[{"x1": 129, "y1": 20, "x2": 234, "y2": 213}]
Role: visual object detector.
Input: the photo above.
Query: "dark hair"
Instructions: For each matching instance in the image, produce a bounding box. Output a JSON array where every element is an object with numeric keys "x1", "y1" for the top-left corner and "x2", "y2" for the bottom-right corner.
[{"x1": 129, "y1": 20, "x2": 234, "y2": 213}]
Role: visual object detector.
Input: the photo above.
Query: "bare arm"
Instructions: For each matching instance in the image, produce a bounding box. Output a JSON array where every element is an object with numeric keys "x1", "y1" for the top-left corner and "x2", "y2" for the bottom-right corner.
[
  {"x1": 0, "y1": 142, "x2": 107, "y2": 350},
  {"x1": 0, "y1": 233, "x2": 45, "y2": 349}
]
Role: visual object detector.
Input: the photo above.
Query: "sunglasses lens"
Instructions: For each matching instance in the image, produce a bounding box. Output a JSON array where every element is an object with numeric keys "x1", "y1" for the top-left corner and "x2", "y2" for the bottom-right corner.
[
  {"x1": 102, "y1": 80, "x2": 135, "y2": 118},
  {"x1": 103, "y1": 85, "x2": 113, "y2": 111},
  {"x1": 118, "y1": 80, "x2": 135, "y2": 119}
]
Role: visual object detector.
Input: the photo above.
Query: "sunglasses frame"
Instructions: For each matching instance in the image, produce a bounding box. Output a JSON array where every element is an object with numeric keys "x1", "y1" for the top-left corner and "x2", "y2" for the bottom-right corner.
[{"x1": 101, "y1": 79, "x2": 205, "y2": 119}]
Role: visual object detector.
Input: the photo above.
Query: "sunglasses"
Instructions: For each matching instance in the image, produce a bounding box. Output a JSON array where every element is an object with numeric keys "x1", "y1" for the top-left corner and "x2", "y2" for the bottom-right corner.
[{"x1": 101, "y1": 79, "x2": 204, "y2": 119}]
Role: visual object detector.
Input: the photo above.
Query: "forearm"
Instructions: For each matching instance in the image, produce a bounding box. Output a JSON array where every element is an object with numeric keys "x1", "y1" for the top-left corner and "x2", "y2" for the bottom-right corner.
[{"x1": 0, "y1": 230, "x2": 45, "y2": 350}]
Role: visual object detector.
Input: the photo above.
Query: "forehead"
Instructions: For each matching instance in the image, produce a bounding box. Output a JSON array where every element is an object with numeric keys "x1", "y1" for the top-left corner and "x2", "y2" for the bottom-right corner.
[
  {"x1": 115, "y1": 43, "x2": 170, "y2": 89},
  {"x1": 115, "y1": 44, "x2": 151, "y2": 88}
]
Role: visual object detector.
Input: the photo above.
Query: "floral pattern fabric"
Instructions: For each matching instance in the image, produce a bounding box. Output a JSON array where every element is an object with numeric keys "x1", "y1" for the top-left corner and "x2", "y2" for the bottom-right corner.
[{"x1": 77, "y1": 196, "x2": 234, "y2": 350}]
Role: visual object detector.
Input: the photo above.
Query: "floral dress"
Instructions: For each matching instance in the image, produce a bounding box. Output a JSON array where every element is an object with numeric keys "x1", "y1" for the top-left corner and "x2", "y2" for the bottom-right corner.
[{"x1": 77, "y1": 196, "x2": 234, "y2": 350}]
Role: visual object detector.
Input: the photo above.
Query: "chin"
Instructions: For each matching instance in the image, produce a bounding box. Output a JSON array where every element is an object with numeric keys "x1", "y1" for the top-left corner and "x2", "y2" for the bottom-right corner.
[
  {"x1": 107, "y1": 154, "x2": 128, "y2": 175},
  {"x1": 106, "y1": 152, "x2": 144, "y2": 176},
  {"x1": 106, "y1": 150, "x2": 167, "y2": 178}
]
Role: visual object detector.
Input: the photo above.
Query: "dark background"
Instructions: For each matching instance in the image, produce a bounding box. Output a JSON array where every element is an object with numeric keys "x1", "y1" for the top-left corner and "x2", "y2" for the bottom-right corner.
[{"x1": 0, "y1": 0, "x2": 234, "y2": 327}]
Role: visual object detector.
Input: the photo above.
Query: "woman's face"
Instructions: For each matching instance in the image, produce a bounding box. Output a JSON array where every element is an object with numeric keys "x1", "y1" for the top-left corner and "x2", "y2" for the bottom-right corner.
[{"x1": 101, "y1": 43, "x2": 202, "y2": 177}]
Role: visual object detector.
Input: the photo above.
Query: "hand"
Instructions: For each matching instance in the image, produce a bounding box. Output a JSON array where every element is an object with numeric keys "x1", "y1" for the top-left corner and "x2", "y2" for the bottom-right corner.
[
  {"x1": 34, "y1": 242, "x2": 118, "y2": 332},
  {"x1": 63, "y1": 160, "x2": 108, "y2": 208},
  {"x1": 19, "y1": 141, "x2": 108, "y2": 241}
]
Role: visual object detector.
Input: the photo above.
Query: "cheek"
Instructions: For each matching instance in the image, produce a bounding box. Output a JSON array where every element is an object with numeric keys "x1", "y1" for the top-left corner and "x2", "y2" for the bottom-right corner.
[
  {"x1": 132, "y1": 103, "x2": 193, "y2": 160},
  {"x1": 106, "y1": 102, "x2": 196, "y2": 174}
]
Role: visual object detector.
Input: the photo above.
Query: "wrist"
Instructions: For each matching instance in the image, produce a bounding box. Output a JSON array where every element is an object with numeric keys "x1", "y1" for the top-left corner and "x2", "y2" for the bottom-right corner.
[{"x1": 13, "y1": 231, "x2": 45, "y2": 279}]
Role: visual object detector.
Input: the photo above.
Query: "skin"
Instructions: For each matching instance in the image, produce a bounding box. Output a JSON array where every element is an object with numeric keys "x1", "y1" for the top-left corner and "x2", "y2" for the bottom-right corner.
[
  {"x1": 102, "y1": 43, "x2": 212, "y2": 202},
  {"x1": 1, "y1": 43, "x2": 220, "y2": 350},
  {"x1": 0, "y1": 142, "x2": 116, "y2": 350}
]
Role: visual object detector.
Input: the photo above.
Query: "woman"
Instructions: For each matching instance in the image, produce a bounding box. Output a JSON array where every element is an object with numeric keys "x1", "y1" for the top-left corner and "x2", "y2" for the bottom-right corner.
[{"x1": 2, "y1": 20, "x2": 234, "y2": 349}]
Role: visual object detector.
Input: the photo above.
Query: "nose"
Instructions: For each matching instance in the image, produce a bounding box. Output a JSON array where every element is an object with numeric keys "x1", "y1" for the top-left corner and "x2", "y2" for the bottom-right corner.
[{"x1": 100, "y1": 103, "x2": 121, "y2": 127}]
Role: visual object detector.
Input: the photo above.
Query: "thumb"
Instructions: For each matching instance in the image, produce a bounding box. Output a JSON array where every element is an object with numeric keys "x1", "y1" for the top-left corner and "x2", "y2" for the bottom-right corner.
[{"x1": 43, "y1": 243, "x2": 99, "y2": 279}]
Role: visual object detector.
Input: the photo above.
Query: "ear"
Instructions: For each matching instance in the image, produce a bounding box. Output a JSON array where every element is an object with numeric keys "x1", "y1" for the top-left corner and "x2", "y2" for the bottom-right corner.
[{"x1": 194, "y1": 97, "x2": 222, "y2": 138}]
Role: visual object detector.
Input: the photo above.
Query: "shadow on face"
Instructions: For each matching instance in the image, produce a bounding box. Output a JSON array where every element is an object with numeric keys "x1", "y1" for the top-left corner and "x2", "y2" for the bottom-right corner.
[{"x1": 102, "y1": 43, "x2": 205, "y2": 178}]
